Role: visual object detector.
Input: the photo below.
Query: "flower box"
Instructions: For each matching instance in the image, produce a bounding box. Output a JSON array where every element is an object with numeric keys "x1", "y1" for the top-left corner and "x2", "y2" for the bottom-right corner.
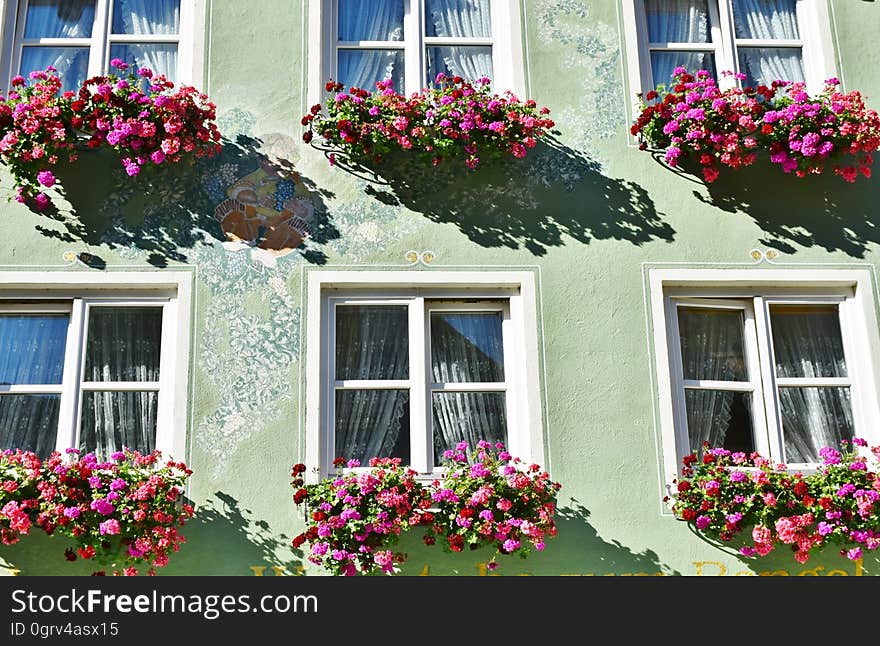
[
  {"x1": 668, "y1": 439, "x2": 880, "y2": 564},
  {"x1": 301, "y1": 75, "x2": 555, "y2": 173},
  {"x1": 290, "y1": 441, "x2": 561, "y2": 575},
  {"x1": 631, "y1": 68, "x2": 880, "y2": 184},
  {"x1": 0, "y1": 60, "x2": 222, "y2": 212}
]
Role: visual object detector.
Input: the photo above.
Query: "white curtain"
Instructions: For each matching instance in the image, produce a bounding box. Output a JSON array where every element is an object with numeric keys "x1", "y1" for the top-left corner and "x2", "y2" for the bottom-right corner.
[
  {"x1": 79, "y1": 307, "x2": 162, "y2": 456},
  {"x1": 20, "y1": 0, "x2": 95, "y2": 90},
  {"x1": 430, "y1": 312, "x2": 506, "y2": 464},
  {"x1": 733, "y1": 0, "x2": 804, "y2": 85},
  {"x1": 110, "y1": 0, "x2": 180, "y2": 79},
  {"x1": 0, "y1": 395, "x2": 60, "y2": 458},
  {"x1": 425, "y1": 0, "x2": 492, "y2": 82},
  {"x1": 337, "y1": 0, "x2": 403, "y2": 90},
  {"x1": 645, "y1": 0, "x2": 713, "y2": 84},
  {"x1": 334, "y1": 306, "x2": 410, "y2": 462},
  {"x1": 678, "y1": 308, "x2": 746, "y2": 453},
  {"x1": 771, "y1": 308, "x2": 853, "y2": 462},
  {"x1": 0, "y1": 314, "x2": 69, "y2": 457}
]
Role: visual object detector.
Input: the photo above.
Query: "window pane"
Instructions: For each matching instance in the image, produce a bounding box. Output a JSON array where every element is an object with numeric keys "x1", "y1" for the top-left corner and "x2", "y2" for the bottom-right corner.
[
  {"x1": 0, "y1": 394, "x2": 60, "y2": 458},
  {"x1": 0, "y1": 315, "x2": 68, "y2": 384},
  {"x1": 337, "y1": 49, "x2": 404, "y2": 91},
  {"x1": 109, "y1": 43, "x2": 178, "y2": 80},
  {"x1": 426, "y1": 46, "x2": 493, "y2": 83},
  {"x1": 19, "y1": 46, "x2": 89, "y2": 91},
  {"x1": 24, "y1": 0, "x2": 95, "y2": 38},
  {"x1": 677, "y1": 307, "x2": 747, "y2": 381},
  {"x1": 335, "y1": 389, "x2": 409, "y2": 462},
  {"x1": 431, "y1": 311, "x2": 504, "y2": 383},
  {"x1": 732, "y1": 0, "x2": 799, "y2": 39},
  {"x1": 646, "y1": 0, "x2": 711, "y2": 43},
  {"x1": 685, "y1": 390, "x2": 754, "y2": 457},
  {"x1": 112, "y1": 0, "x2": 180, "y2": 35},
  {"x1": 84, "y1": 307, "x2": 163, "y2": 382},
  {"x1": 335, "y1": 305, "x2": 408, "y2": 380},
  {"x1": 433, "y1": 392, "x2": 506, "y2": 466},
  {"x1": 79, "y1": 391, "x2": 157, "y2": 456},
  {"x1": 338, "y1": 0, "x2": 403, "y2": 41},
  {"x1": 650, "y1": 50, "x2": 715, "y2": 86},
  {"x1": 770, "y1": 305, "x2": 846, "y2": 378},
  {"x1": 779, "y1": 387, "x2": 853, "y2": 463},
  {"x1": 425, "y1": 0, "x2": 491, "y2": 38},
  {"x1": 737, "y1": 47, "x2": 804, "y2": 87}
]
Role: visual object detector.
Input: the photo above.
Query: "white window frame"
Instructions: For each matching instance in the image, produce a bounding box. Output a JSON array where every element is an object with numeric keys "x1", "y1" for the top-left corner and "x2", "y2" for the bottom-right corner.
[
  {"x1": 621, "y1": 0, "x2": 837, "y2": 117},
  {"x1": 0, "y1": 270, "x2": 193, "y2": 460},
  {"x1": 305, "y1": 270, "x2": 544, "y2": 482},
  {"x1": 648, "y1": 268, "x2": 880, "y2": 493},
  {"x1": 0, "y1": 0, "x2": 205, "y2": 89},
  {"x1": 306, "y1": 0, "x2": 526, "y2": 108}
]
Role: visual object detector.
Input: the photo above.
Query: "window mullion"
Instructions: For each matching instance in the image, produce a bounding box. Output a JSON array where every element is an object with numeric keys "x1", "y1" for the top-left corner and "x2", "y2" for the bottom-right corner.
[
  {"x1": 752, "y1": 296, "x2": 782, "y2": 460},
  {"x1": 56, "y1": 298, "x2": 86, "y2": 454},
  {"x1": 409, "y1": 296, "x2": 429, "y2": 473},
  {"x1": 90, "y1": 0, "x2": 111, "y2": 76},
  {"x1": 404, "y1": 0, "x2": 423, "y2": 93},
  {"x1": 713, "y1": 0, "x2": 737, "y2": 88}
]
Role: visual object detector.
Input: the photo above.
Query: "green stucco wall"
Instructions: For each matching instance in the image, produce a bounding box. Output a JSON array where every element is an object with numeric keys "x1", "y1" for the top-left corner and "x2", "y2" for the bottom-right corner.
[{"x1": 1, "y1": 0, "x2": 878, "y2": 577}]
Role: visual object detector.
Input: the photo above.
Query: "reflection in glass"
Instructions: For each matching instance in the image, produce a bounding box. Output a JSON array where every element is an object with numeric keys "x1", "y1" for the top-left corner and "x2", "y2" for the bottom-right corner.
[
  {"x1": 0, "y1": 315, "x2": 68, "y2": 385},
  {"x1": 431, "y1": 311, "x2": 504, "y2": 383}
]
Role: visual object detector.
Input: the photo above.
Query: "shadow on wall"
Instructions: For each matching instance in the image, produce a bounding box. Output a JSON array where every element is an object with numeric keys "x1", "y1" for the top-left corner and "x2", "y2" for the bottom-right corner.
[
  {"x1": 27, "y1": 134, "x2": 338, "y2": 267},
  {"x1": 161, "y1": 491, "x2": 305, "y2": 576},
  {"x1": 680, "y1": 157, "x2": 880, "y2": 258},
  {"x1": 393, "y1": 498, "x2": 677, "y2": 576},
  {"x1": 321, "y1": 135, "x2": 675, "y2": 255}
]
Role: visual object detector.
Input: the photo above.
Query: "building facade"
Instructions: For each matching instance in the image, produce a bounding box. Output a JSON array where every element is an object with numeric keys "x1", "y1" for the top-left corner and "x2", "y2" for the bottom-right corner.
[{"x1": 0, "y1": 0, "x2": 878, "y2": 576}]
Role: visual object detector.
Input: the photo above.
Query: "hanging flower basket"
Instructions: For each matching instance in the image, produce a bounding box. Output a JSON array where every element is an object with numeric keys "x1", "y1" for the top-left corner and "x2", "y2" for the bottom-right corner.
[
  {"x1": 0, "y1": 60, "x2": 222, "y2": 211},
  {"x1": 630, "y1": 68, "x2": 880, "y2": 183},
  {"x1": 667, "y1": 439, "x2": 880, "y2": 564},
  {"x1": 301, "y1": 75, "x2": 555, "y2": 172}
]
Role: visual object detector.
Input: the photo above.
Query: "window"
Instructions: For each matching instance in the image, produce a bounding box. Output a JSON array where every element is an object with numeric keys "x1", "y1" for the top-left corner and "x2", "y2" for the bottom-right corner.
[
  {"x1": 622, "y1": 0, "x2": 837, "y2": 100},
  {"x1": 1, "y1": 0, "x2": 201, "y2": 91},
  {"x1": 648, "y1": 268, "x2": 880, "y2": 491},
  {"x1": 307, "y1": 0, "x2": 525, "y2": 105},
  {"x1": 0, "y1": 271, "x2": 192, "y2": 460},
  {"x1": 305, "y1": 270, "x2": 545, "y2": 480}
]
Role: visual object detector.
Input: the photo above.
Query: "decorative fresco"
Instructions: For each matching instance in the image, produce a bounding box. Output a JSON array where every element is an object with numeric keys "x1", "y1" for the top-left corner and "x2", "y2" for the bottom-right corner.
[{"x1": 532, "y1": 0, "x2": 625, "y2": 152}]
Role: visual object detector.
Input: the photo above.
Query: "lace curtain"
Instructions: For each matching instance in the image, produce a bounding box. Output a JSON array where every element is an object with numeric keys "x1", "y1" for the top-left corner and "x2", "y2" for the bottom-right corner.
[
  {"x1": 430, "y1": 312, "x2": 506, "y2": 464},
  {"x1": 78, "y1": 307, "x2": 163, "y2": 457},
  {"x1": 336, "y1": 0, "x2": 404, "y2": 90},
  {"x1": 646, "y1": 0, "x2": 715, "y2": 84},
  {"x1": 425, "y1": 0, "x2": 493, "y2": 82},
  {"x1": 733, "y1": 0, "x2": 804, "y2": 86},
  {"x1": 20, "y1": 0, "x2": 95, "y2": 90},
  {"x1": 110, "y1": 0, "x2": 180, "y2": 80},
  {"x1": 677, "y1": 308, "x2": 749, "y2": 455},
  {"x1": 771, "y1": 307, "x2": 853, "y2": 462},
  {"x1": 334, "y1": 306, "x2": 410, "y2": 462}
]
